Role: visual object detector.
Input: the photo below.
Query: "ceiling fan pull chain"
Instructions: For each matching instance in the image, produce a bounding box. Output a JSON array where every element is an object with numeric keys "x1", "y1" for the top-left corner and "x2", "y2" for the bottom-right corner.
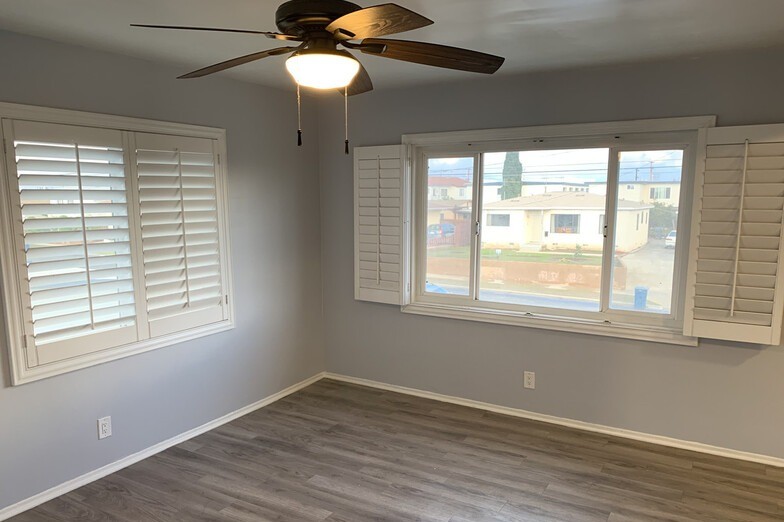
[
  {"x1": 297, "y1": 84, "x2": 303, "y2": 147},
  {"x1": 344, "y1": 86, "x2": 350, "y2": 155}
]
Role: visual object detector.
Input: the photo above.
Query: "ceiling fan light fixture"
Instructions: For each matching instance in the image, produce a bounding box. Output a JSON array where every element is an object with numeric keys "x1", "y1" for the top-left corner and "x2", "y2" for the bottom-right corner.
[{"x1": 285, "y1": 49, "x2": 360, "y2": 89}]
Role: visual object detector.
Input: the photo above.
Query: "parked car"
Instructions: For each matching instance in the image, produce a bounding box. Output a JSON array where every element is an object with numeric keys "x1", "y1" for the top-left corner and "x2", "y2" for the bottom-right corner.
[
  {"x1": 665, "y1": 230, "x2": 677, "y2": 248},
  {"x1": 427, "y1": 223, "x2": 455, "y2": 239}
]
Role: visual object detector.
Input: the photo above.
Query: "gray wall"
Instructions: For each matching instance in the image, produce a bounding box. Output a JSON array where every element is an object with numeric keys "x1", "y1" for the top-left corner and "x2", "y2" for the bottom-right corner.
[
  {"x1": 3, "y1": 27, "x2": 784, "y2": 513},
  {"x1": 318, "y1": 46, "x2": 784, "y2": 459},
  {"x1": 0, "y1": 30, "x2": 325, "y2": 510}
]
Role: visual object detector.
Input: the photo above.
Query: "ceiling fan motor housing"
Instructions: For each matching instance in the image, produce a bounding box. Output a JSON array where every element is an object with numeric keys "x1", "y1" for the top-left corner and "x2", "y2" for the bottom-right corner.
[{"x1": 275, "y1": 0, "x2": 361, "y2": 36}]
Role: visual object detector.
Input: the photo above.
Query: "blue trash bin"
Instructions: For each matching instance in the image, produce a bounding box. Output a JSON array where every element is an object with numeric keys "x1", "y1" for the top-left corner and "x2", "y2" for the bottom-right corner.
[{"x1": 634, "y1": 286, "x2": 649, "y2": 310}]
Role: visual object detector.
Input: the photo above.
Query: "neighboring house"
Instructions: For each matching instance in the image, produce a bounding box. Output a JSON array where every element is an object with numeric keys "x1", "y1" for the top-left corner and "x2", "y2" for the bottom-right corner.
[
  {"x1": 520, "y1": 181, "x2": 589, "y2": 196},
  {"x1": 483, "y1": 180, "x2": 503, "y2": 203},
  {"x1": 643, "y1": 182, "x2": 681, "y2": 206},
  {"x1": 587, "y1": 181, "x2": 681, "y2": 207},
  {"x1": 480, "y1": 181, "x2": 589, "y2": 204},
  {"x1": 427, "y1": 199, "x2": 472, "y2": 226},
  {"x1": 427, "y1": 176, "x2": 472, "y2": 228},
  {"x1": 482, "y1": 192, "x2": 652, "y2": 253},
  {"x1": 428, "y1": 176, "x2": 472, "y2": 201}
]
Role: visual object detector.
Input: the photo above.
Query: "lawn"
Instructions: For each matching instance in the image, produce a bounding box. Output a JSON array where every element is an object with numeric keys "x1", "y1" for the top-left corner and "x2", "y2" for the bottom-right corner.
[{"x1": 427, "y1": 246, "x2": 604, "y2": 266}]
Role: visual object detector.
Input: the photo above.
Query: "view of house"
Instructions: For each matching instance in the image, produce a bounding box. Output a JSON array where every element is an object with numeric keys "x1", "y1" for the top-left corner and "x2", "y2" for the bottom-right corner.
[
  {"x1": 482, "y1": 192, "x2": 651, "y2": 253},
  {"x1": 424, "y1": 149, "x2": 682, "y2": 313}
]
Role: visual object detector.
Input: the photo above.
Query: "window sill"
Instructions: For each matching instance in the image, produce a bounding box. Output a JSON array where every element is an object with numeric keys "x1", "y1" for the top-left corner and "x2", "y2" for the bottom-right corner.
[
  {"x1": 402, "y1": 302, "x2": 698, "y2": 347},
  {"x1": 10, "y1": 320, "x2": 234, "y2": 386}
]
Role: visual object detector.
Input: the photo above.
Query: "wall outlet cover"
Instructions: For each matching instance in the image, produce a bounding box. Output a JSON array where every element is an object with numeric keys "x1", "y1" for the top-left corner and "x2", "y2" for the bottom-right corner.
[
  {"x1": 98, "y1": 416, "x2": 112, "y2": 439},
  {"x1": 524, "y1": 371, "x2": 536, "y2": 389}
]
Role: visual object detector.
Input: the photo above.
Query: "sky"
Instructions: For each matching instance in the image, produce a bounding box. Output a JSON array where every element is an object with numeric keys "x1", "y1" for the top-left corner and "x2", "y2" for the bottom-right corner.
[{"x1": 428, "y1": 148, "x2": 683, "y2": 184}]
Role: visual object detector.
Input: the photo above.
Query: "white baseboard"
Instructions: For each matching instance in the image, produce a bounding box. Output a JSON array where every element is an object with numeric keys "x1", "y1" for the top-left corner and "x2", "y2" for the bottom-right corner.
[
  {"x1": 325, "y1": 372, "x2": 784, "y2": 469},
  {"x1": 5, "y1": 369, "x2": 782, "y2": 521},
  {"x1": 0, "y1": 371, "x2": 327, "y2": 521}
]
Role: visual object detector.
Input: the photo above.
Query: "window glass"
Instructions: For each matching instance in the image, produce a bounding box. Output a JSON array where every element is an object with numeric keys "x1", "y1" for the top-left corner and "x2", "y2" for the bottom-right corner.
[
  {"x1": 488, "y1": 214, "x2": 510, "y2": 227},
  {"x1": 478, "y1": 148, "x2": 609, "y2": 311},
  {"x1": 610, "y1": 150, "x2": 684, "y2": 314},
  {"x1": 424, "y1": 157, "x2": 474, "y2": 295},
  {"x1": 551, "y1": 214, "x2": 580, "y2": 233}
]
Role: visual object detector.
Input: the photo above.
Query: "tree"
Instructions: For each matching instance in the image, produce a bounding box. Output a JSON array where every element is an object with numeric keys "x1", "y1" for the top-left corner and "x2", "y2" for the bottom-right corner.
[
  {"x1": 500, "y1": 151, "x2": 522, "y2": 200},
  {"x1": 649, "y1": 202, "x2": 678, "y2": 231}
]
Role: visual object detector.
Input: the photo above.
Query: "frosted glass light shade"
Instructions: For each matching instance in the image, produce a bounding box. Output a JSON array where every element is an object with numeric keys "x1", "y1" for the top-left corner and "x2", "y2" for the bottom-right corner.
[{"x1": 285, "y1": 51, "x2": 360, "y2": 89}]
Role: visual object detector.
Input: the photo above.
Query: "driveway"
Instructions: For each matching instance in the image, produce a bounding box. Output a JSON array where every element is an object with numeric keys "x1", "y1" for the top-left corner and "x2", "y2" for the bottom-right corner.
[{"x1": 616, "y1": 239, "x2": 676, "y2": 311}]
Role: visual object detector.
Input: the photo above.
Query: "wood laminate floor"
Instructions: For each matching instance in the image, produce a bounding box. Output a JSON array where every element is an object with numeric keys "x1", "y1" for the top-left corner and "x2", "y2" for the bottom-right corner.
[{"x1": 11, "y1": 379, "x2": 784, "y2": 521}]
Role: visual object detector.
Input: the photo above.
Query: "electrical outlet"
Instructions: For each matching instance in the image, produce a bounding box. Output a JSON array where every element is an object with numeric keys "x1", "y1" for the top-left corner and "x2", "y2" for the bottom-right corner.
[
  {"x1": 98, "y1": 416, "x2": 112, "y2": 440},
  {"x1": 524, "y1": 371, "x2": 536, "y2": 390}
]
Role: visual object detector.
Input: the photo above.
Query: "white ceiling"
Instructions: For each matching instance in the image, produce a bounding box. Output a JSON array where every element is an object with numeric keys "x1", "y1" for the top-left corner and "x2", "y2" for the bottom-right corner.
[{"x1": 1, "y1": 0, "x2": 783, "y2": 91}]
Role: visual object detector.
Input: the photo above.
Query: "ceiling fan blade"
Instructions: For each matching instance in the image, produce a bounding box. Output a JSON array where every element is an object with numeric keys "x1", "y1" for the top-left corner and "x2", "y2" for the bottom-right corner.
[
  {"x1": 340, "y1": 63, "x2": 374, "y2": 96},
  {"x1": 130, "y1": 24, "x2": 299, "y2": 41},
  {"x1": 178, "y1": 47, "x2": 297, "y2": 79},
  {"x1": 359, "y1": 38, "x2": 504, "y2": 74},
  {"x1": 325, "y1": 4, "x2": 433, "y2": 40}
]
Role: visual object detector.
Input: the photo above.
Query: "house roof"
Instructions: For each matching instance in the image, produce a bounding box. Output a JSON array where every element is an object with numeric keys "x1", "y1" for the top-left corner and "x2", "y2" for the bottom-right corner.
[
  {"x1": 428, "y1": 176, "x2": 472, "y2": 188},
  {"x1": 484, "y1": 192, "x2": 652, "y2": 211}
]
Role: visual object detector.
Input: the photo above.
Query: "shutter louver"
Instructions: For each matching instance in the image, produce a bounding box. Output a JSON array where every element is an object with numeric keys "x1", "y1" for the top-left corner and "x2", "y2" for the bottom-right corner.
[
  {"x1": 4, "y1": 120, "x2": 139, "y2": 364},
  {"x1": 685, "y1": 125, "x2": 784, "y2": 344},
  {"x1": 354, "y1": 145, "x2": 406, "y2": 305},
  {"x1": 135, "y1": 133, "x2": 225, "y2": 337}
]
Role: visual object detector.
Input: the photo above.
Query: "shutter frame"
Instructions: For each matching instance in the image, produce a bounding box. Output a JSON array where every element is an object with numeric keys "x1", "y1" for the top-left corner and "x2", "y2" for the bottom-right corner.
[
  {"x1": 134, "y1": 132, "x2": 227, "y2": 336},
  {"x1": 1, "y1": 119, "x2": 142, "y2": 365},
  {"x1": 684, "y1": 124, "x2": 784, "y2": 344},
  {"x1": 354, "y1": 145, "x2": 407, "y2": 306}
]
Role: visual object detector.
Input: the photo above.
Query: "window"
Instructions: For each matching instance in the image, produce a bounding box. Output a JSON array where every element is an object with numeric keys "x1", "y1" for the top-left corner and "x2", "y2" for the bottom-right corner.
[
  {"x1": 551, "y1": 214, "x2": 580, "y2": 234},
  {"x1": 650, "y1": 186, "x2": 672, "y2": 200},
  {"x1": 406, "y1": 119, "x2": 701, "y2": 343},
  {"x1": 424, "y1": 157, "x2": 473, "y2": 295},
  {"x1": 0, "y1": 105, "x2": 233, "y2": 384},
  {"x1": 610, "y1": 151, "x2": 683, "y2": 315},
  {"x1": 477, "y1": 148, "x2": 607, "y2": 310},
  {"x1": 356, "y1": 117, "x2": 784, "y2": 345},
  {"x1": 487, "y1": 214, "x2": 510, "y2": 227}
]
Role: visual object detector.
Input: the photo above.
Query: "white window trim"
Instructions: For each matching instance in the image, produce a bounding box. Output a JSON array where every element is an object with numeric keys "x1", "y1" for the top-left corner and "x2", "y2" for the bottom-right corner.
[
  {"x1": 0, "y1": 102, "x2": 235, "y2": 385},
  {"x1": 401, "y1": 116, "x2": 716, "y2": 346}
]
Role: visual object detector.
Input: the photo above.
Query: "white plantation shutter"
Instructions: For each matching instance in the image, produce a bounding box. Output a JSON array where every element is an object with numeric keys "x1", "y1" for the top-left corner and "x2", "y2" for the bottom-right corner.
[
  {"x1": 134, "y1": 132, "x2": 227, "y2": 337},
  {"x1": 2, "y1": 120, "x2": 140, "y2": 366},
  {"x1": 354, "y1": 145, "x2": 407, "y2": 305},
  {"x1": 685, "y1": 124, "x2": 784, "y2": 344},
  {"x1": 0, "y1": 107, "x2": 234, "y2": 385}
]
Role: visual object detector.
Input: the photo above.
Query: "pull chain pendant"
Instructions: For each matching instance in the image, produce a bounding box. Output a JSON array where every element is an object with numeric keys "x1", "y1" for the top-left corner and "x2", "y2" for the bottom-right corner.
[
  {"x1": 296, "y1": 84, "x2": 303, "y2": 147},
  {"x1": 344, "y1": 86, "x2": 349, "y2": 155},
  {"x1": 296, "y1": 84, "x2": 350, "y2": 154}
]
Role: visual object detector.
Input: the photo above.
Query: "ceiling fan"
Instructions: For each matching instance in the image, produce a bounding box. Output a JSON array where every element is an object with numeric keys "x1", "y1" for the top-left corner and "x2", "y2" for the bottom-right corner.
[{"x1": 131, "y1": 0, "x2": 505, "y2": 95}]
